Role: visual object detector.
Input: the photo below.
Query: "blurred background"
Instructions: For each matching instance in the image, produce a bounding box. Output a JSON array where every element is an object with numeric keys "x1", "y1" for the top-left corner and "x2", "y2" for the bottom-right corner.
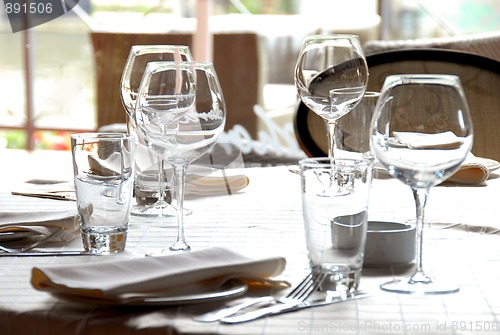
[{"x1": 0, "y1": 0, "x2": 499, "y2": 151}]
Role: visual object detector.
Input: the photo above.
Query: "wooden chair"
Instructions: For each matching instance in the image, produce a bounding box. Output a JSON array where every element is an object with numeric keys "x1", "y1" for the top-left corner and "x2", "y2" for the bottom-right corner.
[
  {"x1": 294, "y1": 49, "x2": 500, "y2": 161},
  {"x1": 90, "y1": 32, "x2": 262, "y2": 137},
  {"x1": 364, "y1": 31, "x2": 500, "y2": 63}
]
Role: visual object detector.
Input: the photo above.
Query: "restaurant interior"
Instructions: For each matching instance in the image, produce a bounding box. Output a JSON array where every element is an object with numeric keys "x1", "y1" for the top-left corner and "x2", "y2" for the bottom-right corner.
[{"x1": 1, "y1": 1, "x2": 500, "y2": 334}]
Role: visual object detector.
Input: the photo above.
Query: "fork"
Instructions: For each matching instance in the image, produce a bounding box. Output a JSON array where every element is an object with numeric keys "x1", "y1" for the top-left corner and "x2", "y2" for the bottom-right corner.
[
  {"x1": 194, "y1": 269, "x2": 325, "y2": 322},
  {"x1": 219, "y1": 270, "x2": 327, "y2": 323},
  {"x1": 0, "y1": 230, "x2": 58, "y2": 253}
]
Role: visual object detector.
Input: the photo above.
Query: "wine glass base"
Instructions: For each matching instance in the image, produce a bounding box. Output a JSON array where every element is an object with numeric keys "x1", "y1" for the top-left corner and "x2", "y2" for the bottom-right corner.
[
  {"x1": 169, "y1": 240, "x2": 191, "y2": 252},
  {"x1": 380, "y1": 278, "x2": 459, "y2": 295},
  {"x1": 144, "y1": 243, "x2": 191, "y2": 256}
]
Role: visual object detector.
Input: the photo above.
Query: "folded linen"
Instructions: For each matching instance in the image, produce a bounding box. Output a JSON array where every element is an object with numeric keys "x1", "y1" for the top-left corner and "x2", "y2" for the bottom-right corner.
[
  {"x1": 0, "y1": 208, "x2": 79, "y2": 243},
  {"x1": 383, "y1": 131, "x2": 490, "y2": 185},
  {"x1": 186, "y1": 174, "x2": 250, "y2": 196},
  {"x1": 12, "y1": 170, "x2": 249, "y2": 201},
  {"x1": 392, "y1": 131, "x2": 463, "y2": 149},
  {"x1": 31, "y1": 247, "x2": 287, "y2": 303},
  {"x1": 446, "y1": 154, "x2": 490, "y2": 184}
]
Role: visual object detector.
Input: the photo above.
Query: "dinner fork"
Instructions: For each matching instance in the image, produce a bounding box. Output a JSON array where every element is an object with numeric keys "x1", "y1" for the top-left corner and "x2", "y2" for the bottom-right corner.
[
  {"x1": 0, "y1": 230, "x2": 58, "y2": 253},
  {"x1": 194, "y1": 269, "x2": 326, "y2": 322}
]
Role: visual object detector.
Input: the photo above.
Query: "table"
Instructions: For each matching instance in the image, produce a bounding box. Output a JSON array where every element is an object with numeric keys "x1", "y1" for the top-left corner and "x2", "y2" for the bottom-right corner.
[{"x1": 1, "y1": 149, "x2": 500, "y2": 334}]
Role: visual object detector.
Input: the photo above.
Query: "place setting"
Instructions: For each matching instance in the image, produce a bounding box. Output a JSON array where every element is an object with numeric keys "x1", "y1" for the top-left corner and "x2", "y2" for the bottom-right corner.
[{"x1": 0, "y1": 40, "x2": 376, "y2": 325}]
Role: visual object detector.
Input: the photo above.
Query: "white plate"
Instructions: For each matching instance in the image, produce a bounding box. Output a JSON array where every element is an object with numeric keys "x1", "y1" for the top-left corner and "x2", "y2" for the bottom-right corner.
[
  {"x1": 53, "y1": 279, "x2": 248, "y2": 306},
  {"x1": 478, "y1": 157, "x2": 500, "y2": 172}
]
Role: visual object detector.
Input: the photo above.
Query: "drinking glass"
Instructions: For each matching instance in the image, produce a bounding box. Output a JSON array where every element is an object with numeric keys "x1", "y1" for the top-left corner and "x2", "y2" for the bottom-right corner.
[
  {"x1": 71, "y1": 133, "x2": 136, "y2": 253},
  {"x1": 120, "y1": 45, "x2": 193, "y2": 216},
  {"x1": 370, "y1": 74, "x2": 473, "y2": 294},
  {"x1": 301, "y1": 157, "x2": 372, "y2": 294},
  {"x1": 135, "y1": 61, "x2": 226, "y2": 252},
  {"x1": 294, "y1": 34, "x2": 368, "y2": 160}
]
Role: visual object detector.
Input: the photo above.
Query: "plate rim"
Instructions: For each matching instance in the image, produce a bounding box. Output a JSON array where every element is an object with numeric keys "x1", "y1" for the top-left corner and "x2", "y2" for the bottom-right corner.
[
  {"x1": 477, "y1": 157, "x2": 500, "y2": 172},
  {"x1": 52, "y1": 279, "x2": 248, "y2": 307}
]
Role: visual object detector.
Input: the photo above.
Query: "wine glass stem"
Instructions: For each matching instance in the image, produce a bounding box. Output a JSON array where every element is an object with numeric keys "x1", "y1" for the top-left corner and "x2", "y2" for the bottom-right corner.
[
  {"x1": 411, "y1": 188, "x2": 432, "y2": 282},
  {"x1": 170, "y1": 163, "x2": 190, "y2": 251},
  {"x1": 326, "y1": 119, "x2": 337, "y2": 161},
  {"x1": 156, "y1": 158, "x2": 168, "y2": 207}
]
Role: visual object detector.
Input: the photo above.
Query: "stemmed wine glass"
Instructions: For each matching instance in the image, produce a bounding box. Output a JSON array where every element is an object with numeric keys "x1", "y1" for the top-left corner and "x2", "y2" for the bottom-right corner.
[
  {"x1": 120, "y1": 45, "x2": 193, "y2": 216},
  {"x1": 294, "y1": 34, "x2": 368, "y2": 160},
  {"x1": 370, "y1": 74, "x2": 473, "y2": 294},
  {"x1": 135, "y1": 61, "x2": 226, "y2": 252}
]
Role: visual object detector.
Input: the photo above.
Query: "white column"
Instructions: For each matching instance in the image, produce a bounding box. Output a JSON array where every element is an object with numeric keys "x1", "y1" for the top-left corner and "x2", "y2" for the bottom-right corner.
[{"x1": 193, "y1": 0, "x2": 213, "y2": 62}]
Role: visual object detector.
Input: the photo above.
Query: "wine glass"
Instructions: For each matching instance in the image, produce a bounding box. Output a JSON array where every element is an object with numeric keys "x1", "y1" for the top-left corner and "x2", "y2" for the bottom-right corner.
[
  {"x1": 120, "y1": 45, "x2": 193, "y2": 217},
  {"x1": 370, "y1": 74, "x2": 473, "y2": 294},
  {"x1": 135, "y1": 61, "x2": 226, "y2": 252},
  {"x1": 294, "y1": 34, "x2": 368, "y2": 160}
]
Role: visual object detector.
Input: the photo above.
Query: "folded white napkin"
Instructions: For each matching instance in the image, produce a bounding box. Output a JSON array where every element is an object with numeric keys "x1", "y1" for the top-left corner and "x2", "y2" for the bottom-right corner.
[
  {"x1": 0, "y1": 208, "x2": 79, "y2": 243},
  {"x1": 186, "y1": 174, "x2": 250, "y2": 196},
  {"x1": 392, "y1": 131, "x2": 463, "y2": 149},
  {"x1": 386, "y1": 131, "x2": 489, "y2": 184},
  {"x1": 31, "y1": 247, "x2": 287, "y2": 303},
  {"x1": 446, "y1": 154, "x2": 490, "y2": 184},
  {"x1": 92, "y1": 152, "x2": 250, "y2": 196}
]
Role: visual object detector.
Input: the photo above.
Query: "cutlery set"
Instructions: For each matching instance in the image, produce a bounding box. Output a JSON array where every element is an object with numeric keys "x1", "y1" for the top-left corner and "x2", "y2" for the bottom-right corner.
[{"x1": 195, "y1": 271, "x2": 371, "y2": 324}]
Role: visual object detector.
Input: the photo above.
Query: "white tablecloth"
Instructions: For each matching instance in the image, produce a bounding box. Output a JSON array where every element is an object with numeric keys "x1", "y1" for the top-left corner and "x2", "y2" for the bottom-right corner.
[{"x1": 1, "y1": 150, "x2": 500, "y2": 334}]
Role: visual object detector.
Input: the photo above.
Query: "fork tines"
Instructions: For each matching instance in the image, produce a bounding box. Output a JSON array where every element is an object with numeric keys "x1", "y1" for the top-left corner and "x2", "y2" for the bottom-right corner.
[{"x1": 284, "y1": 268, "x2": 327, "y2": 302}]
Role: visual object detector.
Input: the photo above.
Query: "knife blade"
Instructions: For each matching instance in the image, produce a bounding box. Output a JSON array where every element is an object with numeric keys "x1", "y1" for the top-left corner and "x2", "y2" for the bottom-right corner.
[
  {"x1": 220, "y1": 293, "x2": 371, "y2": 324},
  {"x1": 0, "y1": 251, "x2": 103, "y2": 257}
]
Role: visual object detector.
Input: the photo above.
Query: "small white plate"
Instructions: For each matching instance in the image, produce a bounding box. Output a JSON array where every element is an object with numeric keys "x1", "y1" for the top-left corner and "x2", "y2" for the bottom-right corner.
[{"x1": 52, "y1": 279, "x2": 248, "y2": 306}]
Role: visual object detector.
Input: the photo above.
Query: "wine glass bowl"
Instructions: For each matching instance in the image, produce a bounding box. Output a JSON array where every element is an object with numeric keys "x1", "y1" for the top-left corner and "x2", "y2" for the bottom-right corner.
[
  {"x1": 370, "y1": 74, "x2": 473, "y2": 294},
  {"x1": 121, "y1": 45, "x2": 193, "y2": 120},
  {"x1": 135, "y1": 61, "x2": 226, "y2": 252},
  {"x1": 295, "y1": 34, "x2": 368, "y2": 159}
]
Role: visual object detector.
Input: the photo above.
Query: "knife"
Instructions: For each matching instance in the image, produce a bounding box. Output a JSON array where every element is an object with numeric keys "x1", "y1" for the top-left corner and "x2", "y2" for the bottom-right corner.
[
  {"x1": 220, "y1": 292, "x2": 371, "y2": 324},
  {"x1": 0, "y1": 251, "x2": 103, "y2": 257}
]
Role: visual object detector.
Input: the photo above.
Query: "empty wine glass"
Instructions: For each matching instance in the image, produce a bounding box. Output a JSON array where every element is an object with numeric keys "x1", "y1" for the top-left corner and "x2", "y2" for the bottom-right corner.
[
  {"x1": 120, "y1": 45, "x2": 193, "y2": 216},
  {"x1": 370, "y1": 74, "x2": 473, "y2": 294},
  {"x1": 294, "y1": 34, "x2": 368, "y2": 160},
  {"x1": 135, "y1": 61, "x2": 226, "y2": 252}
]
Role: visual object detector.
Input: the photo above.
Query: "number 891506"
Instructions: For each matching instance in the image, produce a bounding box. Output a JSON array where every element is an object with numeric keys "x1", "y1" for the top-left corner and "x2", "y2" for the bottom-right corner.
[{"x1": 5, "y1": 2, "x2": 53, "y2": 14}]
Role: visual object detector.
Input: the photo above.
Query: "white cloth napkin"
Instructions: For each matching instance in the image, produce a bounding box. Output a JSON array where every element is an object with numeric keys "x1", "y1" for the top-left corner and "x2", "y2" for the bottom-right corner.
[
  {"x1": 93, "y1": 152, "x2": 250, "y2": 196},
  {"x1": 0, "y1": 208, "x2": 79, "y2": 243},
  {"x1": 387, "y1": 132, "x2": 489, "y2": 184},
  {"x1": 446, "y1": 154, "x2": 490, "y2": 184},
  {"x1": 186, "y1": 174, "x2": 250, "y2": 196},
  {"x1": 392, "y1": 131, "x2": 463, "y2": 149},
  {"x1": 31, "y1": 247, "x2": 287, "y2": 303}
]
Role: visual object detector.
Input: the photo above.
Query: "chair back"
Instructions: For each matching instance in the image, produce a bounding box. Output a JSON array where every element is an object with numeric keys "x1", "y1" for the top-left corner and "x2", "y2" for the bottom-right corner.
[
  {"x1": 294, "y1": 49, "x2": 500, "y2": 161},
  {"x1": 91, "y1": 32, "x2": 262, "y2": 137}
]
